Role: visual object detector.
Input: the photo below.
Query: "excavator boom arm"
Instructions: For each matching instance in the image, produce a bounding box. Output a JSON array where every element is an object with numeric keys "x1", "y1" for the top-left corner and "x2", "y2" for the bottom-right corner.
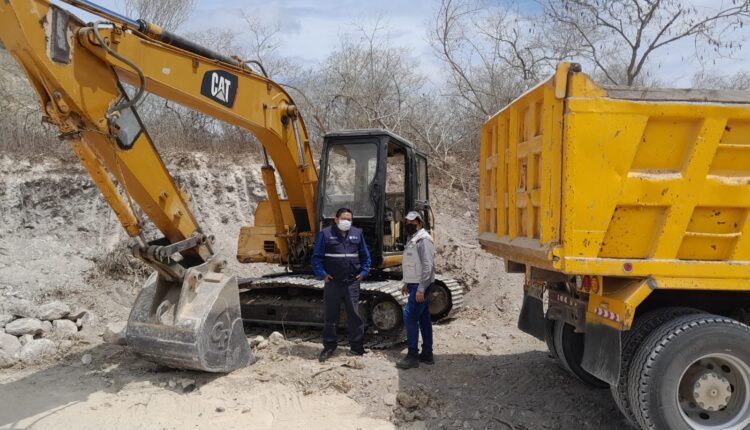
[
  {"x1": 0, "y1": 0, "x2": 318, "y2": 261},
  {"x1": 78, "y1": 22, "x2": 319, "y2": 228}
]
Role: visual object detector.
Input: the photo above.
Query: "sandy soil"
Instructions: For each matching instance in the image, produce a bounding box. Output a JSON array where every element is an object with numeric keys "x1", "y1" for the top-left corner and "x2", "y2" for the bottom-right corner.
[{"x1": 0, "y1": 153, "x2": 631, "y2": 429}]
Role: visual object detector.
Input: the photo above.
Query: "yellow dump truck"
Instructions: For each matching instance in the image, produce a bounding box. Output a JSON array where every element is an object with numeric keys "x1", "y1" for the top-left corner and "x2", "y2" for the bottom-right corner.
[{"x1": 479, "y1": 63, "x2": 750, "y2": 429}]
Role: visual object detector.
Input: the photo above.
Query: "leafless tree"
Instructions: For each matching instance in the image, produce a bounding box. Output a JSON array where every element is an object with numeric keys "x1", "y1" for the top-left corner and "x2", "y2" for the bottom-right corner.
[
  {"x1": 0, "y1": 47, "x2": 58, "y2": 153},
  {"x1": 236, "y1": 11, "x2": 302, "y2": 79},
  {"x1": 182, "y1": 16, "x2": 301, "y2": 155},
  {"x1": 290, "y1": 20, "x2": 425, "y2": 142},
  {"x1": 121, "y1": 0, "x2": 196, "y2": 31},
  {"x1": 184, "y1": 28, "x2": 243, "y2": 55},
  {"x1": 540, "y1": 0, "x2": 750, "y2": 86},
  {"x1": 431, "y1": 0, "x2": 575, "y2": 121},
  {"x1": 692, "y1": 70, "x2": 750, "y2": 90},
  {"x1": 283, "y1": 19, "x2": 480, "y2": 191}
]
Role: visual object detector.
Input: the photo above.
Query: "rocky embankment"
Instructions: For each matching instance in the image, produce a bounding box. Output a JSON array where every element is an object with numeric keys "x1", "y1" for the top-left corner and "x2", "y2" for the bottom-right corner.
[{"x1": 0, "y1": 299, "x2": 96, "y2": 367}]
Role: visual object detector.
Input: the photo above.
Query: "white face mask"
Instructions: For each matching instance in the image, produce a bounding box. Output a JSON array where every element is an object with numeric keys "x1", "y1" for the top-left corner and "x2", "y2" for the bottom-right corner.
[{"x1": 337, "y1": 219, "x2": 352, "y2": 231}]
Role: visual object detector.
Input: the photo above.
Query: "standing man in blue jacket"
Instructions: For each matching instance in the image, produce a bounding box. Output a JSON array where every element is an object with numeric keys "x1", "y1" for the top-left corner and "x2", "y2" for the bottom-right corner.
[{"x1": 312, "y1": 207, "x2": 371, "y2": 362}]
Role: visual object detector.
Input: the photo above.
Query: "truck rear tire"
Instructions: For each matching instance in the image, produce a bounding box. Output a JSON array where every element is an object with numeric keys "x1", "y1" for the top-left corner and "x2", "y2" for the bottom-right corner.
[
  {"x1": 611, "y1": 307, "x2": 699, "y2": 428},
  {"x1": 553, "y1": 320, "x2": 609, "y2": 388},
  {"x1": 544, "y1": 315, "x2": 559, "y2": 361},
  {"x1": 628, "y1": 314, "x2": 750, "y2": 430}
]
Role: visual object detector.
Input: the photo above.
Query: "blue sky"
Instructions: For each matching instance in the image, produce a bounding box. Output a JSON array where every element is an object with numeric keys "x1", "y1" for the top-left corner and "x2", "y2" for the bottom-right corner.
[{"x1": 56, "y1": 0, "x2": 748, "y2": 87}]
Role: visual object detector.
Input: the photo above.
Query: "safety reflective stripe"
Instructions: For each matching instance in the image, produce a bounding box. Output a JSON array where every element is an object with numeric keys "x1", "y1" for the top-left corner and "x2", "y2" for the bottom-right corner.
[{"x1": 324, "y1": 253, "x2": 359, "y2": 258}]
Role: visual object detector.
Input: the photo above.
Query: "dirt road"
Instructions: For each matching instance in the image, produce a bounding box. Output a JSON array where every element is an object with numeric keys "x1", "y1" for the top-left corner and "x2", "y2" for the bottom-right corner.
[{"x1": 0, "y1": 154, "x2": 631, "y2": 429}]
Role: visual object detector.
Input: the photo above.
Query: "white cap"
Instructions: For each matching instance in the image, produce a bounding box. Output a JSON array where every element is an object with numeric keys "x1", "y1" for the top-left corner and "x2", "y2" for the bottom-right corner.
[{"x1": 405, "y1": 211, "x2": 423, "y2": 222}]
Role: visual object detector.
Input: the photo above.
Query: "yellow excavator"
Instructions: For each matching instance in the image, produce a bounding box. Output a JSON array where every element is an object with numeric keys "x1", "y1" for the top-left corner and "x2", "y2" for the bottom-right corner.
[{"x1": 0, "y1": 0, "x2": 462, "y2": 372}]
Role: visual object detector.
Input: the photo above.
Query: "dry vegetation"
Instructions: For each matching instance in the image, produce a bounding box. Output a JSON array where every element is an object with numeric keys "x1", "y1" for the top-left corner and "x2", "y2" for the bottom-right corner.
[{"x1": 91, "y1": 241, "x2": 150, "y2": 281}]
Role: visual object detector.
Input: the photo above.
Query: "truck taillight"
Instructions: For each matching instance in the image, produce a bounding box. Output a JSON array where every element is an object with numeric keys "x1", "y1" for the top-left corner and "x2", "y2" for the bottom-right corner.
[
  {"x1": 591, "y1": 276, "x2": 600, "y2": 294},
  {"x1": 582, "y1": 275, "x2": 591, "y2": 292}
]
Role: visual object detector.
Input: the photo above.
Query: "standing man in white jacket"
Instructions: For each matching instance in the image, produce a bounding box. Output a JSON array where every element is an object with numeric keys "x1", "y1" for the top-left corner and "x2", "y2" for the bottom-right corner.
[{"x1": 396, "y1": 211, "x2": 435, "y2": 369}]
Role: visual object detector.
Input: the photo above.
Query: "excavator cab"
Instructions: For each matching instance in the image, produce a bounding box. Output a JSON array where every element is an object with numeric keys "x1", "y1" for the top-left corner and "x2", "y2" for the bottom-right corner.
[{"x1": 317, "y1": 130, "x2": 430, "y2": 269}]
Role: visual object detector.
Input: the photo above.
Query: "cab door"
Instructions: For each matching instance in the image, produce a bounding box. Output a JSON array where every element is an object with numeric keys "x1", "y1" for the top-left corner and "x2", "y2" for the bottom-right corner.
[{"x1": 412, "y1": 153, "x2": 431, "y2": 231}]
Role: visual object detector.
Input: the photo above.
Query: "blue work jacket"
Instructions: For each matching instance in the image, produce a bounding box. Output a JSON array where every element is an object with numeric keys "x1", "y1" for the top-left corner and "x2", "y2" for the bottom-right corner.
[{"x1": 311, "y1": 225, "x2": 371, "y2": 282}]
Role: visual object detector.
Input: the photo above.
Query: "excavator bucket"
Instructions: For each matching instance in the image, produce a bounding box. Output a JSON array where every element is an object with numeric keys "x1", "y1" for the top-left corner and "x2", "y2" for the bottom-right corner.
[{"x1": 126, "y1": 265, "x2": 253, "y2": 372}]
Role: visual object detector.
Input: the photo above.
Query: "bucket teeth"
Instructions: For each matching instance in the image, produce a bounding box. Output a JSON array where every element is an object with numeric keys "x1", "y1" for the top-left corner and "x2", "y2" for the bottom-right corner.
[{"x1": 126, "y1": 266, "x2": 253, "y2": 372}]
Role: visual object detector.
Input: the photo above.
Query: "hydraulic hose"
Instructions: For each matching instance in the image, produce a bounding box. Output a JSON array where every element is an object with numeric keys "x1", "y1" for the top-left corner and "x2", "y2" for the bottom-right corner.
[{"x1": 90, "y1": 22, "x2": 146, "y2": 117}]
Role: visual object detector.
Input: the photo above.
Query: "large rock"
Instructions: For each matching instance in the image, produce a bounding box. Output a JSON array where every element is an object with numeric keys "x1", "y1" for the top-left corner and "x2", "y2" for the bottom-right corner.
[
  {"x1": 19, "y1": 339, "x2": 56, "y2": 364},
  {"x1": 66, "y1": 306, "x2": 89, "y2": 321},
  {"x1": 37, "y1": 301, "x2": 70, "y2": 321},
  {"x1": 19, "y1": 334, "x2": 34, "y2": 346},
  {"x1": 0, "y1": 350, "x2": 17, "y2": 369},
  {"x1": 8, "y1": 299, "x2": 36, "y2": 319},
  {"x1": 0, "y1": 314, "x2": 14, "y2": 329},
  {"x1": 397, "y1": 392, "x2": 420, "y2": 410},
  {"x1": 0, "y1": 332, "x2": 21, "y2": 356},
  {"x1": 5, "y1": 318, "x2": 44, "y2": 336},
  {"x1": 103, "y1": 321, "x2": 127, "y2": 345},
  {"x1": 78, "y1": 311, "x2": 98, "y2": 330},
  {"x1": 269, "y1": 331, "x2": 285, "y2": 345},
  {"x1": 41, "y1": 320, "x2": 53, "y2": 334},
  {"x1": 53, "y1": 319, "x2": 78, "y2": 339},
  {"x1": 249, "y1": 335, "x2": 265, "y2": 347}
]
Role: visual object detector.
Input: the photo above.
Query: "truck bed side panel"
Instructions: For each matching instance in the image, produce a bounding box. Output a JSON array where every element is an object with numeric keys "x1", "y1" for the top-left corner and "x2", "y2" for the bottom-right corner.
[{"x1": 480, "y1": 65, "x2": 750, "y2": 279}]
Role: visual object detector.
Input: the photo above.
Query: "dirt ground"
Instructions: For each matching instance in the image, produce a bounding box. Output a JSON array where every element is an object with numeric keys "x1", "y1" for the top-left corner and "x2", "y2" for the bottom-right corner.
[{"x1": 0, "y1": 153, "x2": 632, "y2": 429}]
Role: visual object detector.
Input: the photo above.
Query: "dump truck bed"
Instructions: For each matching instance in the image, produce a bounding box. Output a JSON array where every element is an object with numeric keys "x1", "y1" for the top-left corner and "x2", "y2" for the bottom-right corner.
[{"x1": 479, "y1": 63, "x2": 750, "y2": 280}]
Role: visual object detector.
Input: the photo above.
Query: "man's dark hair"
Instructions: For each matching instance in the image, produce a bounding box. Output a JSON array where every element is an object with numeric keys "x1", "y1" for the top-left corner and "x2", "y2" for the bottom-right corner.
[{"x1": 336, "y1": 207, "x2": 353, "y2": 218}]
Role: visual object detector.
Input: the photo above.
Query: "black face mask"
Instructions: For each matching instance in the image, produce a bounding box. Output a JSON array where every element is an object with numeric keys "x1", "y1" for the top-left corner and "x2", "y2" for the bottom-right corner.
[{"x1": 405, "y1": 224, "x2": 418, "y2": 235}]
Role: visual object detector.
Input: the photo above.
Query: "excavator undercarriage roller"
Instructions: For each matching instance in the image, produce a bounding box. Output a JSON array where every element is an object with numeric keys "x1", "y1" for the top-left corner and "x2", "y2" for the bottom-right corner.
[{"x1": 126, "y1": 262, "x2": 253, "y2": 372}]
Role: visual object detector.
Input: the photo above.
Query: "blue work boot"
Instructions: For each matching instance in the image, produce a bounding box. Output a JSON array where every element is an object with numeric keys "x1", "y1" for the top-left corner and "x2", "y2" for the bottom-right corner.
[
  {"x1": 319, "y1": 348, "x2": 335, "y2": 363},
  {"x1": 396, "y1": 351, "x2": 420, "y2": 369},
  {"x1": 418, "y1": 350, "x2": 434, "y2": 365},
  {"x1": 348, "y1": 347, "x2": 365, "y2": 356}
]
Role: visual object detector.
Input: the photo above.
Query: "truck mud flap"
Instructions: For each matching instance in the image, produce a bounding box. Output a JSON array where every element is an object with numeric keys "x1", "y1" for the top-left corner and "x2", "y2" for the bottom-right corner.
[
  {"x1": 517, "y1": 293, "x2": 546, "y2": 341},
  {"x1": 581, "y1": 322, "x2": 621, "y2": 385}
]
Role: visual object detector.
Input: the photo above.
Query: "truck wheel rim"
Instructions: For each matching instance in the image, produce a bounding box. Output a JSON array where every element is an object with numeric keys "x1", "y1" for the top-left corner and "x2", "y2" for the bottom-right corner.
[{"x1": 677, "y1": 353, "x2": 750, "y2": 429}]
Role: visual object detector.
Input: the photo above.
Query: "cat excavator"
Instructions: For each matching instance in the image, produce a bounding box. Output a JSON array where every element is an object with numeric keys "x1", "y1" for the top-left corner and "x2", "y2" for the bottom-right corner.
[{"x1": 0, "y1": 0, "x2": 462, "y2": 372}]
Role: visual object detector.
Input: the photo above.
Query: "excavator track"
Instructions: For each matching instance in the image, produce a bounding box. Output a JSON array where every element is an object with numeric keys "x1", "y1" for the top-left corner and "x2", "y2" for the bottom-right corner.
[{"x1": 238, "y1": 274, "x2": 464, "y2": 348}]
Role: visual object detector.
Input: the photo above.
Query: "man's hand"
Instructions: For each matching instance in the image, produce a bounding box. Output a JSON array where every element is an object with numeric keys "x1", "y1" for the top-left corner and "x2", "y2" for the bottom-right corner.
[
  {"x1": 400, "y1": 283, "x2": 408, "y2": 296},
  {"x1": 355, "y1": 274, "x2": 363, "y2": 282},
  {"x1": 416, "y1": 290, "x2": 425, "y2": 303},
  {"x1": 324, "y1": 275, "x2": 333, "y2": 282}
]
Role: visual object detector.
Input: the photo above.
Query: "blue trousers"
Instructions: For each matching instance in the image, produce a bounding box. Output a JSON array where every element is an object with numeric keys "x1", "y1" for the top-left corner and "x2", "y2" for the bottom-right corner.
[
  {"x1": 404, "y1": 283, "x2": 433, "y2": 355},
  {"x1": 323, "y1": 280, "x2": 364, "y2": 351}
]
